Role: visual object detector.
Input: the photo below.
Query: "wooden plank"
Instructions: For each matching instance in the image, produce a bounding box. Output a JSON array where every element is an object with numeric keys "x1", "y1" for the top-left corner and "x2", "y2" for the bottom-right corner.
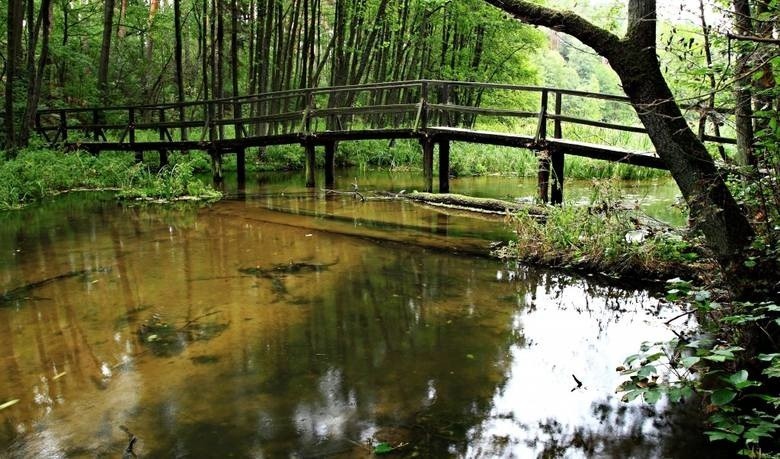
[
  {"x1": 548, "y1": 139, "x2": 667, "y2": 169},
  {"x1": 550, "y1": 114, "x2": 647, "y2": 134},
  {"x1": 309, "y1": 104, "x2": 418, "y2": 117},
  {"x1": 428, "y1": 104, "x2": 536, "y2": 118}
]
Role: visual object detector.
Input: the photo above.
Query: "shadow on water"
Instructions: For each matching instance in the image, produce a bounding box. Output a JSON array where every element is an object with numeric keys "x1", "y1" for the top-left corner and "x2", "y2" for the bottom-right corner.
[{"x1": 0, "y1": 182, "x2": 723, "y2": 458}]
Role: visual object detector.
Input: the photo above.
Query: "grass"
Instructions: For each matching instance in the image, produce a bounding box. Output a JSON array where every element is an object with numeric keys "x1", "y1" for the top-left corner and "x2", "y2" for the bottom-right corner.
[
  {"x1": 0, "y1": 148, "x2": 220, "y2": 210},
  {"x1": 499, "y1": 180, "x2": 710, "y2": 280}
]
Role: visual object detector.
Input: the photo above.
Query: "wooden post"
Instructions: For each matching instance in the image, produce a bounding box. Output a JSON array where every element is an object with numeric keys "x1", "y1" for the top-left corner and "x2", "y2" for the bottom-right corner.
[
  {"x1": 304, "y1": 142, "x2": 316, "y2": 188},
  {"x1": 159, "y1": 108, "x2": 169, "y2": 168},
  {"x1": 128, "y1": 107, "x2": 136, "y2": 145},
  {"x1": 59, "y1": 110, "x2": 67, "y2": 142},
  {"x1": 439, "y1": 139, "x2": 450, "y2": 193},
  {"x1": 92, "y1": 109, "x2": 100, "y2": 141},
  {"x1": 537, "y1": 151, "x2": 550, "y2": 204},
  {"x1": 211, "y1": 149, "x2": 223, "y2": 182},
  {"x1": 421, "y1": 137, "x2": 434, "y2": 193},
  {"x1": 420, "y1": 81, "x2": 429, "y2": 132},
  {"x1": 324, "y1": 141, "x2": 336, "y2": 188},
  {"x1": 535, "y1": 89, "x2": 548, "y2": 142},
  {"x1": 551, "y1": 92, "x2": 564, "y2": 205},
  {"x1": 550, "y1": 151, "x2": 564, "y2": 205},
  {"x1": 237, "y1": 148, "x2": 246, "y2": 185}
]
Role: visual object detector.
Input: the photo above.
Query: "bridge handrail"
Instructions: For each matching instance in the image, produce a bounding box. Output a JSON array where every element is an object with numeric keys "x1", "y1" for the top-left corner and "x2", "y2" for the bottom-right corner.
[{"x1": 34, "y1": 79, "x2": 736, "y2": 149}]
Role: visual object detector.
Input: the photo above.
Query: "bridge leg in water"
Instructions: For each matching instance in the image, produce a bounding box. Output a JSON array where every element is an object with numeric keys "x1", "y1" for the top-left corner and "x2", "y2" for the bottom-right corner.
[
  {"x1": 210, "y1": 149, "x2": 224, "y2": 183},
  {"x1": 236, "y1": 148, "x2": 246, "y2": 186},
  {"x1": 421, "y1": 137, "x2": 434, "y2": 193},
  {"x1": 438, "y1": 140, "x2": 450, "y2": 193},
  {"x1": 324, "y1": 141, "x2": 336, "y2": 188},
  {"x1": 305, "y1": 142, "x2": 316, "y2": 188},
  {"x1": 537, "y1": 151, "x2": 550, "y2": 204},
  {"x1": 550, "y1": 151, "x2": 564, "y2": 205}
]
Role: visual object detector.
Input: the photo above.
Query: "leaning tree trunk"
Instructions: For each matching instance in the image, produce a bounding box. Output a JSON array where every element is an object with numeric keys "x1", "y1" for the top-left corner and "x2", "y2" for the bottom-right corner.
[{"x1": 483, "y1": 0, "x2": 754, "y2": 273}]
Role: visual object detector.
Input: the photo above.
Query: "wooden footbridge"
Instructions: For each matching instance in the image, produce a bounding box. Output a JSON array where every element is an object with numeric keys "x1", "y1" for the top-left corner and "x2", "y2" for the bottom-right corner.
[{"x1": 35, "y1": 80, "x2": 734, "y2": 203}]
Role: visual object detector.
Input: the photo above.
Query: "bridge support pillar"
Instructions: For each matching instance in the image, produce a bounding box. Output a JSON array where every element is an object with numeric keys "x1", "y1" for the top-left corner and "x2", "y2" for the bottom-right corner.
[
  {"x1": 305, "y1": 142, "x2": 316, "y2": 188},
  {"x1": 324, "y1": 141, "x2": 336, "y2": 188},
  {"x1": 210, "y1": 150, "x2": 224, "y2": 183},
  {"x1": 421, "y1": 137, "x2": 434, "y2": 193},
  {"x1": 159, "y1": 149, "x2": 169, "y2": 168},
  {"x1": 236, "y1": 148, "x2": 246, "y2": 186},
  {"x1": 550, "y1": 151, "x2": 564, "y2": 205},
  {"x1": 537, "y1": 151, "x2": 550, "y2": 204},
  {"x1": 438, "y1": 140, "x2": 450, "y2": 193}
]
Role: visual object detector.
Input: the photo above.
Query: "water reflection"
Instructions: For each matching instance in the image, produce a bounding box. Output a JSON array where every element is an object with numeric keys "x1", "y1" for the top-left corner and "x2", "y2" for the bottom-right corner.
[{"x1": 0, "y1": 193, "x2": 714, "y2": 457}]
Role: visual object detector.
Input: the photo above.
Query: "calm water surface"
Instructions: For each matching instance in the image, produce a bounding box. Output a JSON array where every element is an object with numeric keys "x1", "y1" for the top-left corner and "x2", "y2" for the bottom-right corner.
[{"x1": 0, "y1": 172, "x2": 715, "y2": 458}]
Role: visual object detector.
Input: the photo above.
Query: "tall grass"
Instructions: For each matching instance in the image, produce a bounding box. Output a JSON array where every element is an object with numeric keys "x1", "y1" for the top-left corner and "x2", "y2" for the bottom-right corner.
[
  {"x1": 502, "y1": 180, "x2": 705, "y2": 279},
  {"x1": 0, "y1": 148, "x2": 219, "y2": 210}
]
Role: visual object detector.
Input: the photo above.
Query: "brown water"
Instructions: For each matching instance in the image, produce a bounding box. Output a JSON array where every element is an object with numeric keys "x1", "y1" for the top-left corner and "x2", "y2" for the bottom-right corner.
[{"x1": 0, "y1": 180, "x2": 717, "y2": 458}]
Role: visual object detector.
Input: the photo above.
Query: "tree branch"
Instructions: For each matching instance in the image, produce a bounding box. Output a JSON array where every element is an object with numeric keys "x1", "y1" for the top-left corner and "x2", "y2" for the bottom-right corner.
[
  {"x1": 727, "y1": 33, "x2": 780, "y2": 45},
  {"x1": 482, "y1": 0, "x2": 622, "y2": 58}
]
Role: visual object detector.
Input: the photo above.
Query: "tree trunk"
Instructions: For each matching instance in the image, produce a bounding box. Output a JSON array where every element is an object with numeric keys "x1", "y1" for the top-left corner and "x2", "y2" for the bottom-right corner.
[
  {"x1": 174, "y1": 0, "x2": 187, "y2": 140},
  {"x1": 483, "y1": 0, "x2": 754, "y2": 271},
  {"x1": 5, "y1": 0, "x2": 24, "y2": 151},
  {"x1": 98, "y1": 0, "x2": 116, "y2": 105},
  {"x1": 21, "y1": 0, "x2": 53, "y2": 146},
  {"x1": 697, "y1": 0, "x2": 726, "y2": 162},
  {"x1": 733, "y1": 0, "x2": 756, "y2": 166}
]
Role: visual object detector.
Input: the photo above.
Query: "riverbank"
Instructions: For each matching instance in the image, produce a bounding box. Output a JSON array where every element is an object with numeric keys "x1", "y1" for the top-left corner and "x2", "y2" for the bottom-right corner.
[{"x1": 0, "y1": 148, "x2": 220, "y2": 210}]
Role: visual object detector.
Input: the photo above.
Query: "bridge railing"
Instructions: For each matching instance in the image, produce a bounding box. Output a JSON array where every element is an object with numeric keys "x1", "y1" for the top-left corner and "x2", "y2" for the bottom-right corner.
[{"x1": 35, "y1": 79, "x2": 735, "y2": 154}]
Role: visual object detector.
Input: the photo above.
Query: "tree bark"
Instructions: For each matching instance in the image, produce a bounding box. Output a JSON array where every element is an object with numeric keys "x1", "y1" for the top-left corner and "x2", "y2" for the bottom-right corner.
[
  {"x1": 5, "y1": 0, "x2": 24, "y2": 150},
  {"x1": 21, "y1": 0, "x2": 53, "y2": 146},
  {"x1": 98, "y1": 0, "x2": 116, "y2": 105},
  {"x1": 733, "y1": 0, "x2": 756, "y2": 166},
  {"x1": 174, "y1": 0, "x2": 187, "y2": 140},
  {"x1": 483, "y1": 0, "x2": 754, "y2": 270}
]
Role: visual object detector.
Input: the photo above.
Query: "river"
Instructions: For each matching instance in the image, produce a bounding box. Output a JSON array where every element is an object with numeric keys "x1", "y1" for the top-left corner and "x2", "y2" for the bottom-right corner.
[{"x1": 0, "y1": 171, "x2": 721, "y2": 458}]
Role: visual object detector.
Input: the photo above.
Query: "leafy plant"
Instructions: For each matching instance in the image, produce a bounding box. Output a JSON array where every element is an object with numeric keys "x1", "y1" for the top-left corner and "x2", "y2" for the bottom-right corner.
[{"x1": 617, "y1": 280, "x2": 780, "y2": 457}]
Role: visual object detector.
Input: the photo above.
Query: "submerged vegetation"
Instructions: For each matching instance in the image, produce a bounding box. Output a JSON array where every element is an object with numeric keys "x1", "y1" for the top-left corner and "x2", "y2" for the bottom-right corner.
[{"x1": 0, "y1": 148, "x2": 220, "y2": 210}]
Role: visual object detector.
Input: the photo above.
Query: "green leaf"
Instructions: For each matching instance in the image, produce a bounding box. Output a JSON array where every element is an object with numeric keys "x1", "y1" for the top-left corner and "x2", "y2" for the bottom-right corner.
[
  {"x1": 706, "y1": 429, "x2": 739, "y2": 443},
  {"x1": 644, "y1": 389, "x2": 662, "y2": 404},
  {"x1": 621, "y1": 389, "x2": 644, "y2": 402},
  {"x1": 711, "y1": 389, "x2": 737, "y2": 406},
  {"x1": 681, "y1": 356, "x2": 700, "y2": 368},
  {"x1": 744, "y1": 259, "x2": 757, "y2": 268},
  {"x1": 726, "y1": 370, "x2": 748, "y2": 386},
  {"x1": 637, "y1": 365, "x2": 657, "y2": 378},
  {"x1": 373, "y1": 442, "x2": 394, "y2": 455}
]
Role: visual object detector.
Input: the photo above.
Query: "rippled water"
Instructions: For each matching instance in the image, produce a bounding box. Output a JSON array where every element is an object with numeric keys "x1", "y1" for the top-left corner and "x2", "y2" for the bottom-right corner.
[{"x1": 0, "y1": 174, "x2": 716, "y2": 458}]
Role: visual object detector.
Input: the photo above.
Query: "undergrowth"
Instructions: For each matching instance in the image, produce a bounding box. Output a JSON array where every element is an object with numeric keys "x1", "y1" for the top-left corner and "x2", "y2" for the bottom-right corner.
[
  {"x1": 617, "y1": 280, "x2": 780, "y2": 458},
  {"x1": 501, "y1": 180, "x2": 707, "y2": 279},
  {"x1": 0, "y1": 148, "x2": 220, "y2": 210}
]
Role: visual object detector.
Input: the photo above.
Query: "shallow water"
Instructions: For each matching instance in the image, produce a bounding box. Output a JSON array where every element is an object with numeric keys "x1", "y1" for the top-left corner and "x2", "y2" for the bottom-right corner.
[
  {"x1": 0, "y1": 177, "x2": 717, "y2": 458},
  {"x1": 217, "y1": 168, "x2": 687, "y2": 226}
]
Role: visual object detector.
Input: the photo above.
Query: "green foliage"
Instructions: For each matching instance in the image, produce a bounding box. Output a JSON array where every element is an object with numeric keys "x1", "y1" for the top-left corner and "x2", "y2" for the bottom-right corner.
[
  {"x1": 116, "y1": 161, "x2": 221, "y2": 201},
  {"x1": 503, "y1": 180, "x2": 704, "y2": 277},
  {"x1": 0, "y1": 148, "x2": 220, "y2": 210},
  {"x1": 618, "y1": 280, "x2": 780, "y2": 457}
]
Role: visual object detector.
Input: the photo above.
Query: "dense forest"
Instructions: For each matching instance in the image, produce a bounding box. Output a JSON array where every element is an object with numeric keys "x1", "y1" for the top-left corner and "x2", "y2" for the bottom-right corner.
[{"x1": 1, "y1": 0, "x2": 780, "y2": 456}]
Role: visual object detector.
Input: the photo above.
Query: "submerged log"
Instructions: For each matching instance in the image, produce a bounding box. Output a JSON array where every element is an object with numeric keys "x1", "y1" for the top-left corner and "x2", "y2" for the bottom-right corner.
[{"x1": 400, "y1": 192, "x2": 542, "y2": 215}]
